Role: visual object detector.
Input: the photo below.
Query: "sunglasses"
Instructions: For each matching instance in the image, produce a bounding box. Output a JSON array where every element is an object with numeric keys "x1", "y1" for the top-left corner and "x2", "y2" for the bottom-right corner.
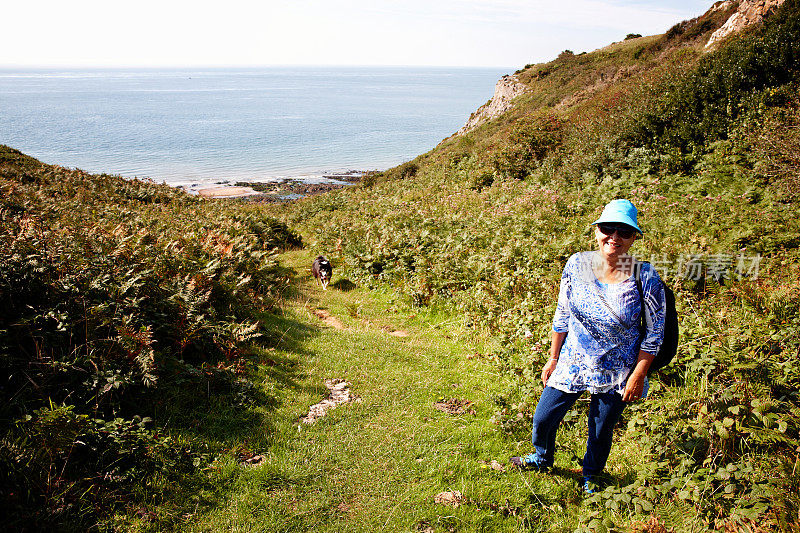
[{"x1": 597, "y1": 224, "x2": 636, "y2": 239}]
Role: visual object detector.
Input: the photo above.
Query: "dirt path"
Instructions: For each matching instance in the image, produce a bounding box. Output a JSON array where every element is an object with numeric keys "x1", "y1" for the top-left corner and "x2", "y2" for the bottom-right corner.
[
  {"x1": 312, "y1": 307, "x2": 409, "y2": 337},
  {"x1": 312, "y1": 308, "x2": 346, "y2": 329},
  {"x1": 191, "y1": 248, "x2": 524, "y2": 532}
]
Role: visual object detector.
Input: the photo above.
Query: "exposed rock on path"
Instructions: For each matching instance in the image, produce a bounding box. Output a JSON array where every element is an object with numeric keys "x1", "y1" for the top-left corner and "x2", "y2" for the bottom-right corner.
[
  {"x1": 242, "y1": 455, "x2": 267, "y2": 466},
  {"x1": 301, "y1": 379, "x2": 356, "y2": 424},
  {"x1": 434, "y1": 490, "x2": 464, "y2": 507},
  {"x1": 479, "y1": 459, "x2": 506, "y2": 472},
  {"x1": 312, "y1": 308, "x2": 345, "y2": 330}
]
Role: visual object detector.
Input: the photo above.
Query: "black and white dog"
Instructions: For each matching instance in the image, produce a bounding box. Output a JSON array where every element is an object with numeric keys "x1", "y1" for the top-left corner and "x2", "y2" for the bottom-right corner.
[{"x1": 311, "y1": 256, "x2": 333, "y2": 290}]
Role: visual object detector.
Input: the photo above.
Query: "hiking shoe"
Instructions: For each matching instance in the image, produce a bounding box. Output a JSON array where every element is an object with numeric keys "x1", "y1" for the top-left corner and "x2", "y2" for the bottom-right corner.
[
  {"x1": 582, "y1": 476, "x2": 598, "y2": 494},
  {"x1": 509, "y1": 453, "x2": 549, "y2": 472}
]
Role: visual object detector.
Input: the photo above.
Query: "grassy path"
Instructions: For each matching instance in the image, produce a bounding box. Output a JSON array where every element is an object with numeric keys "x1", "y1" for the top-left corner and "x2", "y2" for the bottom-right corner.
[{"x1": 187, "y1": 249, "x2": 590, "y2": 532}]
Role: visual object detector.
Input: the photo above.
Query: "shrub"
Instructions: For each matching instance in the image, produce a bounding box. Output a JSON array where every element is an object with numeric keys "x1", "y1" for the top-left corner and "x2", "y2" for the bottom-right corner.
[
  {"x1": 0, "y1": 146, "x2": 300, "y2": 527},
  {"x1": 491, "y1": 114, "x2": 564, "y2": 180},
  {"x1": 627, "y1": 0, "x2": 800, "y2": 156}
]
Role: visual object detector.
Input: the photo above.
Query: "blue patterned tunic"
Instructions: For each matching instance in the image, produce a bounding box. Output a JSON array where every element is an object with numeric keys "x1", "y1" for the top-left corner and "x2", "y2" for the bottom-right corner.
[{"x1": 550, "y1": 251, "x2": 666, "y2": 396}]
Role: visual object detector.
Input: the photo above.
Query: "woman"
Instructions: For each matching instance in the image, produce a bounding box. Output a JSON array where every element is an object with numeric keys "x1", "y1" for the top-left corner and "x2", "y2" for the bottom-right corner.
[{"x1": 510, "y1": 199, "x2": 666, "y2": 493}]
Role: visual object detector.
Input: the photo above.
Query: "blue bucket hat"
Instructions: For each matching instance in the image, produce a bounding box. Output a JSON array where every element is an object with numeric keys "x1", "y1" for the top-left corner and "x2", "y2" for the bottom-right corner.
[{"x1": 592, "y1": 199, "x2": 643, "y2": 235}]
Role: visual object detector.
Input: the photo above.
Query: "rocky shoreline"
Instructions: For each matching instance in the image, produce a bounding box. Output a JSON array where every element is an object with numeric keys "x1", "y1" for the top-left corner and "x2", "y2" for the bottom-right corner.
[{"x1": 191, "y1": 171, "x2": 370, "y2": 201}]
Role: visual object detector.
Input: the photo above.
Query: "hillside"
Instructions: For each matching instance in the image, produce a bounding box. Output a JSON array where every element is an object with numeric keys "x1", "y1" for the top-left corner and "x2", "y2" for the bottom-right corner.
[
  {"x1": 2, "y1": 0, "x2": 800, "y2": 531},
  {"x1": 0, "y1": 146, "x2": 305, "y2": 529},
  {"x1": 261, "y1": 0, "x2": 800, "y2": 530}
]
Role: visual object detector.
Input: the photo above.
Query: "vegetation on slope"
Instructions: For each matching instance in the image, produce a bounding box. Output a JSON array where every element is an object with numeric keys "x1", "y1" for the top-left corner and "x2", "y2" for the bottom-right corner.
[
  {"x1": 262, "y1": 1, "x2": 800, "y2": 529},
  {"x1": 0, "y1": 147, "x2": 302, "y2": 529}
]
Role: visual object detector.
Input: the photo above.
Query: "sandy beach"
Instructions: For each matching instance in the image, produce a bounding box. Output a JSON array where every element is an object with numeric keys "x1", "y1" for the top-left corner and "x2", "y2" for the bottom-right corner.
[{"x1": 196, "y1": 186, "x2": 260, "y2": 198}]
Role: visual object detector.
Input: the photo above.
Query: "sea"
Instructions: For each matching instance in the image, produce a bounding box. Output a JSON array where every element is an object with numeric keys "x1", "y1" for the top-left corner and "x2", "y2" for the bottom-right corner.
[{"x1": 0, "y1": 67, "x2": 508, "y2": 189}]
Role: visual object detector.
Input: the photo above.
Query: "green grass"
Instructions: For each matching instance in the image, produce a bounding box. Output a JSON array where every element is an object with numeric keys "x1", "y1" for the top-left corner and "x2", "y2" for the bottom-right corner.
[
  {"x1": 177, "y1": 249, "x2": 532, "y2": 531},
  {"x1": 112, "y1": 248, "x2": 787, "y2": 532},
  {"x1": 109, "y1": 248, "x2": 619, "y2": 532}
]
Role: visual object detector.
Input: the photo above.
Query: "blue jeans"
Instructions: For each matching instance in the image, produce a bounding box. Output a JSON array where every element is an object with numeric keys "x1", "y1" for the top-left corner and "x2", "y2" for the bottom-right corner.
[{"x1": 531, "y1": 386, "x2": 627, "y2": 477}]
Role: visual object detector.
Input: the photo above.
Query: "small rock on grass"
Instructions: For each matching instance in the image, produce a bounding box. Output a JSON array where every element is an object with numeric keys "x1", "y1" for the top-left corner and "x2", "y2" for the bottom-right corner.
[
  {"x1": 434, "y1": 490, "x2": 464, "y2": 507},
  {"x1": 479, "y1": 459, "x2": 506, "y2": 472},
  {"x1": 433, "y1": 398, "x2": 476, "y2": 416},
  {"x1": 244, "y1": 455, "x2": 267, "y2": 466}
]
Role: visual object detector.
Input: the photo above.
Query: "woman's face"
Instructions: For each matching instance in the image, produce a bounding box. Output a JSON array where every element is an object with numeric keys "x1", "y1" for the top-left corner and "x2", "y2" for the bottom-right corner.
[{"x1": 595, "y1": 224, "x2": 637, "y2": 259}]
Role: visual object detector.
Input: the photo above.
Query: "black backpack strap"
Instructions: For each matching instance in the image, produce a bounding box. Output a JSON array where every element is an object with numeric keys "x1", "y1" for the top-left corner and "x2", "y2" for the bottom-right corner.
[
  {"x1": 635, "y1": 260, "x2": 676, "y2": 374},
  {"x1": 635, "y1": 260, "x2": 647, "y2": 338}
]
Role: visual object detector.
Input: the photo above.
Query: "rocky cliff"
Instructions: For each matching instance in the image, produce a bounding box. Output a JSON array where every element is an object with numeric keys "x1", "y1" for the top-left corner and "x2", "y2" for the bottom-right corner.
[
  {"x1": 457, "y1": 74, "x2": 526, "y2": 135},
  {"x1": 457, "y1": 0, "x2": 788, "y2": 136},
  {"x1": 705, "y1": 0, "x2": 787, "y2": 49}
]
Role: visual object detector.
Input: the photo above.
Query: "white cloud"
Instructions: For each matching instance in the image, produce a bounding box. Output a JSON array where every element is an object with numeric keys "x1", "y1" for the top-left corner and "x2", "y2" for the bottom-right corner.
[{"x1": 1, "y1": 0, "x2": 714, "y2": 67}]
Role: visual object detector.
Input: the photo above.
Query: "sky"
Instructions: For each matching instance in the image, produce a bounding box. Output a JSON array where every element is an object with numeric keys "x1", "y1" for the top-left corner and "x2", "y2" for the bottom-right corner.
[{"x1": 3, "y1": 0, "x2": 715, "y2": 68}]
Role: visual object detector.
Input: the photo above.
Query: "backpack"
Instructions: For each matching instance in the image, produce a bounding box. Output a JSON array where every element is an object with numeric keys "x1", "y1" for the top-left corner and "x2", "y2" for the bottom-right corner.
[{"x1": 635, "y1": 264, "x2": 679, "y2": 374}]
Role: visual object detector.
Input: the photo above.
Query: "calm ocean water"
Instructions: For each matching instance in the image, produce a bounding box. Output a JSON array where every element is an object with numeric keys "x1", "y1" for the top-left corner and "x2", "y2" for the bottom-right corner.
[{"x1": 0, "y1": 67, "x2": 507, "y2": 187}]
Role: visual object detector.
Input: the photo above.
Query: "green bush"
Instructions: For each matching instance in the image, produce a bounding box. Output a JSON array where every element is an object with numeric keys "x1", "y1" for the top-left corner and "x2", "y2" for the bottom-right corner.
[
  {"x1": 362, "y1": 160, "x2": 420, "y2": 187},
  {"x1": 491, "y1": 114, "x2": 564, "y2": 180},
  {"x1": 627, "y1": 0, "x2": 800, "y2": 156},
  {"x1": 0, "y1": 146, "x2": 301, "y2": 528}
]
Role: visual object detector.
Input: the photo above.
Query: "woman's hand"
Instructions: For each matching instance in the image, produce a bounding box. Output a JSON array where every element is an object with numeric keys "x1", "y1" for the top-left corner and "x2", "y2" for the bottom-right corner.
[
  {"x1": 622, "y1": 369, "x2": 646, "y2": 402},
  {"x1": 623, "y1": 350, "x2": 655, "y2": 402},
  {"x1": 541, "y1": 358, "x2": 558, "y2": 386}
]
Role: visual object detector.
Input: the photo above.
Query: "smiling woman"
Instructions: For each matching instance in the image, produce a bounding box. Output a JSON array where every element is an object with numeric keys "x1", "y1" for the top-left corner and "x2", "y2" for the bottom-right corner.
[
  {"x1": 510, "y1": 199, "x2": 666, "y2": 494},
  {"x1": 592, "y1": 198, "x2": 643, "y2": 282}
]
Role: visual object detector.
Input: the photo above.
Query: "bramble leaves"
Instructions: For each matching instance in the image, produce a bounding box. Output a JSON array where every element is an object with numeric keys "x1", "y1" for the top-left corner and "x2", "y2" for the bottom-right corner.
[{"x1": 0, "y1": 147, "x2": 301, "y2": 528}]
